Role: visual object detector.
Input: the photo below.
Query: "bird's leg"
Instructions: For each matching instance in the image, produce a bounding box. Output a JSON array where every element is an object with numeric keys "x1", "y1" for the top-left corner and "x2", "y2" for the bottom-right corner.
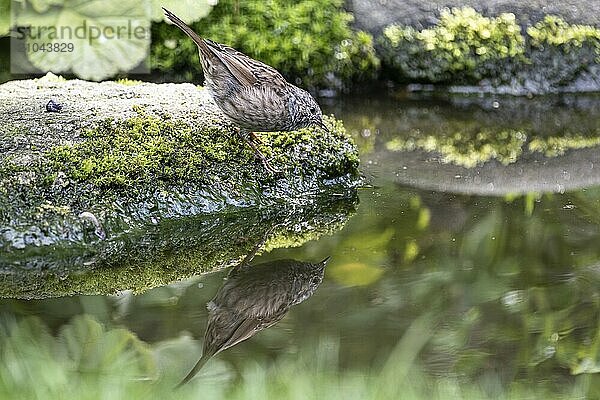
[
  {"x1": 249, "y1": 132, "x2": 264, "y2": 144},
  {"x1": 229, "y1": 225, "x2": 279, "y2": 276},
  {"x1": 238, "y1": 130, "x2": 281, "y2": 174}
]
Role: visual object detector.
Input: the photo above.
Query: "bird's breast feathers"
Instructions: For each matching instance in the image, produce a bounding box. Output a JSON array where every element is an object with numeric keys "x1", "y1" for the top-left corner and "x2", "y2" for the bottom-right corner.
[{"x1": 215, "y1": 85, "x2": 293, "y2": 131}]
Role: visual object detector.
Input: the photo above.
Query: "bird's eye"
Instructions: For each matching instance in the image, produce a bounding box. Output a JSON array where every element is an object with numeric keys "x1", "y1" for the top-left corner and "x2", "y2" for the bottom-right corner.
[{"x1": 309, "y1": 107, "x2": 316, "y2": 114}]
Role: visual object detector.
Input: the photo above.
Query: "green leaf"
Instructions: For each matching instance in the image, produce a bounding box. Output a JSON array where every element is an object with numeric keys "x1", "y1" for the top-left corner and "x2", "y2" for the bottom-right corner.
[
  {"x1": 15, "y1": 0, "x2": 150, "y2": 80},
  {"x1": 150, "y1": 0, "x2": 213, "y2": 23},
  {"x1": 0, "y1": 0, "x2": 10, "y2": 36},
  {"x1": 57, "y1": 315, "x2": 157, "y2": 378},
  {"x1": 28, "y1": 0, "x2": 64, "y2": 13}
]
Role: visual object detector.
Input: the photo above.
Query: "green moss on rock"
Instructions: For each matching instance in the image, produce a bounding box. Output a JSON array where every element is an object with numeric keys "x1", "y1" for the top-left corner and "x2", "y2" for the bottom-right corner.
[
  {"x1": 47, "y1": 108, "x2": 229, "y2": 188},
  {"x1": 378, "y1": 8, "x2": 600, "y2": 91},
  {"x1": 379, "y1": 8, "x2": 525, "y2": 83},
  {"x1": 528, "y1": 16, "x2": 600, "y2": 53},
  {"x1": 46, "y1": 109, "x2": 356, "y2": 189}
]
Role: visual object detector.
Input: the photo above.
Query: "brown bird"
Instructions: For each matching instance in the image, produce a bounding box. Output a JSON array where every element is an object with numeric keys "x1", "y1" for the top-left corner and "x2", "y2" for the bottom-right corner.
[
  {"x1": 162, "y1": 8, "x2": 329, "y2": 174},
  {"x1": 177, "y1": 257, "x2": 329, "y2": 386}
]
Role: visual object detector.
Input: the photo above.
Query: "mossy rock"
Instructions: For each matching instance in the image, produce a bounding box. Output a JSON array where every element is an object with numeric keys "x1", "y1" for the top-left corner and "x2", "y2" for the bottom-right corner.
[
  {"x1": 0, "y1": 74, "x2": 361, "y2": 295},
  {"x1": 378, "y1": 8, "x2": 600, "y2": 93}
]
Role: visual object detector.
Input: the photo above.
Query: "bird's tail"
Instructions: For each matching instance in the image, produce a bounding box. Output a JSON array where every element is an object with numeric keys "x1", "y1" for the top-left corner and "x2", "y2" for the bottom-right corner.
[
  {"x1": 175, "y1": 353, "x2": 212, "y2": 388},
  {"x1": 162, "y1": 7, "x2": 204, "y2": 48}
]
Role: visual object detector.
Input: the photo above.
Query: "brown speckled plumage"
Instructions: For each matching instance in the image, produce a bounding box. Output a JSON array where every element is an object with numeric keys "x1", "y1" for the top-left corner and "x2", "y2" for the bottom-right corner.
[{"x1": 163, "y1": 8, "x2": 328, "y2": 173}]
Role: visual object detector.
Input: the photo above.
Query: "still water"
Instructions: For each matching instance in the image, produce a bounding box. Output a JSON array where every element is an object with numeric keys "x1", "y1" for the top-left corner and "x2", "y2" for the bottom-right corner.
[{"x1": 1, "y1": 90, "x2": 599, "y2": 399}]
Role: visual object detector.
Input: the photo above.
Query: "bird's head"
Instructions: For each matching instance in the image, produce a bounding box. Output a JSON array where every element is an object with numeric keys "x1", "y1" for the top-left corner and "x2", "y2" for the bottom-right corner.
[{"x1": 289, "y1": 87, "x2": 329, "y2": 132}]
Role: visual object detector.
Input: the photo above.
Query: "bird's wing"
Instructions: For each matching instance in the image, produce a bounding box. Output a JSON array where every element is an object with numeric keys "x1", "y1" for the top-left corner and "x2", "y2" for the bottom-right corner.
[
  {"x1": 218, "y1": 316, "x2": 265, "y2": 351},
  {"x1": 203, "y1": 39, "x2": 289, "y2": 89}
]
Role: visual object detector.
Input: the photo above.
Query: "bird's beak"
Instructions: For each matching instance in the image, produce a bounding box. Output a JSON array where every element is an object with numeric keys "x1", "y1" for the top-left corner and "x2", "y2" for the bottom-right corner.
[
  {"x1": 315, "y1": 120, "x2": 330, "y2": 133},
  {"x1": 319, "y1": 256, "x2": 331, "y2": 266}
]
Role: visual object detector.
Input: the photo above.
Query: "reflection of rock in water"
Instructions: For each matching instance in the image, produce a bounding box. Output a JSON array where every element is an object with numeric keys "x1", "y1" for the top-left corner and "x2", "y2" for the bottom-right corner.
[
  {"x1": 178, "y1": 258, "x2": 328, "y2": 386},
  {"x1": 379, "y1": 146, "x2": 600, "y2": 196}
]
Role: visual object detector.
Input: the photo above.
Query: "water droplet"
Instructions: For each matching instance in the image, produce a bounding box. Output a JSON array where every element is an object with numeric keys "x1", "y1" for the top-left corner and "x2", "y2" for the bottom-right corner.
[
  {"x1": 543, "y1": 346, "x2": 556, "y2": 358},
  {"x1": 502, "y1": 290, "x2": 523, "y2": 307}
]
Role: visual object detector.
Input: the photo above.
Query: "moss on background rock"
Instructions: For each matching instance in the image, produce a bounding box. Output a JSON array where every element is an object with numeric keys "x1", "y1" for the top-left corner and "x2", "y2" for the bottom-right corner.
[
  {"x1": 378, "y1": 8, "x2": 600, "y2": 92},
  {"x1": 151, "y1": 0, "x2": 379, "y2": 90},
  {"x1": 379, "y1": 8, "x2": 525, "y2": 83}
]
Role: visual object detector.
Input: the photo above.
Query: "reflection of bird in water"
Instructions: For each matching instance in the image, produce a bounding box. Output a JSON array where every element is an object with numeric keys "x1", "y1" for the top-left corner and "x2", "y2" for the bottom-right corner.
[{"x1": 178, "y1": 257, "x2": 329, "y2": 386}]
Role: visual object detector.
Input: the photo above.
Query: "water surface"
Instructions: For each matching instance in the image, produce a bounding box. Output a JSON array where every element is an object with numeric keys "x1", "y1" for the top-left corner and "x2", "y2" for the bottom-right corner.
[{"x1": 1, "y1": 89, "x2": 599, "y2": 399}]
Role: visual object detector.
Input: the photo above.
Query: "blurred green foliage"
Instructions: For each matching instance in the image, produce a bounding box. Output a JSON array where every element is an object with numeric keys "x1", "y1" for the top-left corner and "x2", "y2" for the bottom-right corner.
[
  {"x1": 0, "y1": 315, "x2": 157, "y2": 398},
  {"x1": 0, "y1": 311, "x2": 596, "y2": 400},
  {"x1": 151, "y1": 0, "x2": 380, "y2": 89}
]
